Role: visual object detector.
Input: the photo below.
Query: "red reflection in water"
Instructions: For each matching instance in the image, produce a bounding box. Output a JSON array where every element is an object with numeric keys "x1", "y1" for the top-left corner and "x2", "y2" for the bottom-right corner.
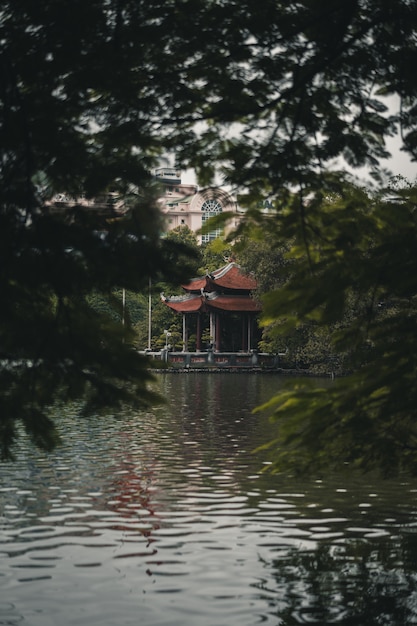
[{"x1": 105, "y1": 437, "x2": 162, "y2": 549}]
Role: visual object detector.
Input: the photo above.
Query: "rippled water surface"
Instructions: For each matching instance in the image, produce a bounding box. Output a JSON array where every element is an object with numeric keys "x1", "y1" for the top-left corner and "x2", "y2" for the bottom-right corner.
[{"x1": 2, "y1": 373, "x2": 417, "y2": 625}]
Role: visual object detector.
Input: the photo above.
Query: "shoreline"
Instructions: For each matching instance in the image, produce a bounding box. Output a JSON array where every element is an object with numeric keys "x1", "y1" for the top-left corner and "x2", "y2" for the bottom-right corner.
[{"x1": 150, "y1": 367, "x2": 336, "y2": 378}]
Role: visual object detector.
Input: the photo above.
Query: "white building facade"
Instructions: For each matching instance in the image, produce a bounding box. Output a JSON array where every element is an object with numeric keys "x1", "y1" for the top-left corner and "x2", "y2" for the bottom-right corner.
[{"x1": 154, "y1": 167, "x2": 243, "y2": 243}]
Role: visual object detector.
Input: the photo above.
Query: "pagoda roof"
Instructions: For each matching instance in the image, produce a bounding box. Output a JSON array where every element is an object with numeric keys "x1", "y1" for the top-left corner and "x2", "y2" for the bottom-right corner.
[
  {"x1": 181, "y1": 262, "x2": 257, "y2": 293},
  {"x1": 206, "y1": 294, "x2": 261, "y2": 312},
  {"x1": 161, "y1": 291, "x2": 261, "y2": 314},
  {"x1": 162, "y1": 293, "x2": 204, "y2": 313}
]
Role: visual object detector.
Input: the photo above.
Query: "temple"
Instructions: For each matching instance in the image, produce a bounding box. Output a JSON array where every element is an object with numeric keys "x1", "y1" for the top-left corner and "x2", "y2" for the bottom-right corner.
[{"x1": 161, "y1": 262, "x2": 262, "y2": 352}]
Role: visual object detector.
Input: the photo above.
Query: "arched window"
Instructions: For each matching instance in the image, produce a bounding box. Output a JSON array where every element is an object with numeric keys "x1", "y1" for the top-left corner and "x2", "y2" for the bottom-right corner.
[{"x1": 201, "y1": 198, "x2": 223, "y2": 242}]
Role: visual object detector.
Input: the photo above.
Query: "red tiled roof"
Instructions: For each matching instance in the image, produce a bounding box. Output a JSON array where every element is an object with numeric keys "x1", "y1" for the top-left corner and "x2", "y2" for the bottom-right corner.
[
  {"x1": 211, "y1": 263, "x2": 257, "y2": 291},
  {"x1": 181, "y1": 263, "x2": 257, "y2": 293},
  {"x1": 163, "y1": 295, "x2": 204, "y2": 312},
  {"x1": 162, "y1": 293, "x2": 261, "y2": 313},
  {"x1": 206, "y1": 295, "x2": 261, "y2": 312},
  {"x1": 181, "y1": 277, "x2": 209, "y2": 292}
]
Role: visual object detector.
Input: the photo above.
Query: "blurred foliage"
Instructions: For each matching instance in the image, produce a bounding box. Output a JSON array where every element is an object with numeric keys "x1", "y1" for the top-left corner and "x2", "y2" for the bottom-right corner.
[
  {"x1": 0, "y1": 0, "x2": 199, "y2": 458},
  {"x1": 253, "y1": 182, "x2": 417, "y2": 476},
  {"x1": 199, "y1": 238, "x2": 235, "y2": 274},
  {"x1": 235, "y1": 225, "x2": 363, "y2": 375},
  {"x1": 2, "y1": 0, "x2": 417, "y2": 474},
  {"x1": 163, "y1": 226, "x2": 202, "y2": 281}
]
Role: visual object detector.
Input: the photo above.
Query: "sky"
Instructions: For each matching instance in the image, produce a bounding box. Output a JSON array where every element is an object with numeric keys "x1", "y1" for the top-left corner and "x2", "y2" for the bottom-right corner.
[
  {"x1": 181, "y1": 142, "x2": 417, "y2": 189},
  {"x1": 384, "y1": 137, "x2": 417, "y2": 182}
]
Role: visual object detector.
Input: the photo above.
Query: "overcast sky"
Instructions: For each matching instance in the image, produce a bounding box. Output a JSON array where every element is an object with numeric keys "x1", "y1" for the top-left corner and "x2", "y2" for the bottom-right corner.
[
  {"x1": 181, "y1": 141, "x2": 417, "y2": 188},
  {"x1": 384, "y1": 137, "x2": 417, "y2": 182}
]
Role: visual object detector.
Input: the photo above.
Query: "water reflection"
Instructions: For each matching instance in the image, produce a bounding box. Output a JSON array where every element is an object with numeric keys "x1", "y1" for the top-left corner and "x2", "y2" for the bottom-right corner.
[
  {"x1": 259, "y1": 536, "x2": 417, "y2": 625},
  {"x1": 1, "y1": 373, "x2": 417, "y2": 625}
]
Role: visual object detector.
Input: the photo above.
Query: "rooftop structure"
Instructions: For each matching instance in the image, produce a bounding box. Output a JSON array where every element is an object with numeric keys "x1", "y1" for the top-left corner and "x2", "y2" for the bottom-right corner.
[
  {"x1": 162, "y1": 262, "x2": 261, "y2": 352},
  {"x1": 155, "y1": 168, "x2": 243, "y2": 243}
]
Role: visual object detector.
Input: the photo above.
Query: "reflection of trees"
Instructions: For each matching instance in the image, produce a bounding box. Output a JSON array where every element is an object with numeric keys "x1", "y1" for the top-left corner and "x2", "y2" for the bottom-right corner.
[{"x1": 257, "y1": 540, "x2": 417, "y2": 625}]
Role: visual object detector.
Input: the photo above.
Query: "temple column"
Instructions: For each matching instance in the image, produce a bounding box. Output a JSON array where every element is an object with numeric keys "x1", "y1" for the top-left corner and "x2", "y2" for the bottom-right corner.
[
  {"x1": 216, "y1": 314, "x2": 221, "y2": 351},
  {"x1": 247, "y1": 314, "x2": 252, "y2": 351},
  {"x1": 210, "y1": 311, "x2": 216, "y2": 351},
  {"x1": 182, "y1": 314, "x2": 187, "y2": 352},
  {"x1": 196, "y1": 314, "x2": 202, "y2": 351}
]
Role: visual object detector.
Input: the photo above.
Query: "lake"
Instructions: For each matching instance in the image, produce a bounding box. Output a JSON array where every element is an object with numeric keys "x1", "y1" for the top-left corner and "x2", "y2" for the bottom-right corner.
[{"x1": 1, "y1": 373, "x2": 417, "y2": 625}]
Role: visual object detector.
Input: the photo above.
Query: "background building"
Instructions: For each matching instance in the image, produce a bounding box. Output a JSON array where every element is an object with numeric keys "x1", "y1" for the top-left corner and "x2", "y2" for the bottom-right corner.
[
  {"x1": 154, "y1": 167, "x2": 243, "y2": 243},
  {"x1": 46, "y1": 166, "x2": 246, "y2": 243}
]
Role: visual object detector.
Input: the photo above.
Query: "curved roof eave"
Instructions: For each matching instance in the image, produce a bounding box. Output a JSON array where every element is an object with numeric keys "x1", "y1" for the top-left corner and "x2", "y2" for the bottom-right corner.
[{"x1": 181, "y1": 262, "x2": 257, "y2": 293}]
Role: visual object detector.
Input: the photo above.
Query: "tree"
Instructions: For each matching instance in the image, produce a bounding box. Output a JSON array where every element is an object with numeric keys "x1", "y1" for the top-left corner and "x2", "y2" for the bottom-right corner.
[
  {"x1": 167, "y1": 0, "x2": 417, "y2": 475},
  {"x1": 0, "y1": 0, "x2": 200, "y2": 458},
  {"x1": 131, "y1": 226, "x2": 200, "y2": 350},
  {"x1": 235, "y1": 222, "x2": 358, "y2": 374},
  {"x1": 2, "y1": 0, "x2": 417, "y2": 473},
  {"x1": 200, "y1": 238, "x2": 235, "y2": 274},
  {"x1": 171, "y1": 1, "x2": 417, "y2": 191},
  {"x1": 253, "y1": 182, "x2": 417, "y2": 475},
  {"x1": 164, "y1": 226, "x2": 202, "y2": 279},
  {"x1": 234, "y1": 227, "x2": 291, "y2": 355}
]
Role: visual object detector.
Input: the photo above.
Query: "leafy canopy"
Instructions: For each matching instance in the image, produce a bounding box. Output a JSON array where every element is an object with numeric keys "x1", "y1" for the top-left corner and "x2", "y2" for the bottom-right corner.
[
  {"x1": 168, "y1": 0, "x2": 417, "y2": 193},
  {"x1": 0, "y1": 0, "x2": 201, "y2": 457},
  {"x1": 166, "y1": 0, "x2": 417, "y2": 475},
  {"x1": 253, "y1": 182, "x2": 417, "y2": 476},
  {"x1": 2, "y1": 0, "x2": 417, "y2": 471}
]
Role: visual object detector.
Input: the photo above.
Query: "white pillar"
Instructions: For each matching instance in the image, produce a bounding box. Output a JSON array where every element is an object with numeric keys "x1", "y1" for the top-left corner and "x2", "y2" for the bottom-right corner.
[
  {"x1": 182, "y1": 314, "x2": 187, "y2": 352},
  {"x1": 147, "y1": 279, "x2": 152, "y2": 350},
  {"x1": 210, "y1": 312, "x2": 216, "y2": 350}
]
